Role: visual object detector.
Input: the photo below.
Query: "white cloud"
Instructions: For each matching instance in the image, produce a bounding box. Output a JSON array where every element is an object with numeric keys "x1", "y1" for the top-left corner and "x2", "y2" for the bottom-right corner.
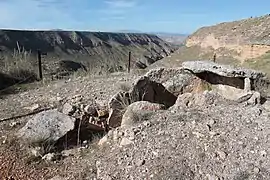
[
  {"x1": 98, "y1": 0, "x2": 138, "y2": 22},
  {"x1": 0, "y1": 0, "x2": 74, "y2": 29},
  {"x1": 104, "y1": 0, "x2": 137, "y2": 8}
]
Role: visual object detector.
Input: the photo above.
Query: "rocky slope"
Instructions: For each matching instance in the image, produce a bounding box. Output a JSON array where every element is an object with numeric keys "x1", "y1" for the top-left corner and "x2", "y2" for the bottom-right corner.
[
  {"x1": 1, "y1": 61, "x2": 270, "y2": 179},
  {"x1": 155, "y1": 33, "x2": 187, "y2": 45},
  {"x1": 185, "y1": 14, "x2": 270, "y2": 62},
  {"x1": 0, "y1": 30, "x2": 175, "y2": 76}
]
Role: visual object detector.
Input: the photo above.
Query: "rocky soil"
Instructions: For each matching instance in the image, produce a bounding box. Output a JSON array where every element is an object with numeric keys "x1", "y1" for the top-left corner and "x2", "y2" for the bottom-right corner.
[{"x1": 1, "y1": 61, "x2": 270, "y2": 180}]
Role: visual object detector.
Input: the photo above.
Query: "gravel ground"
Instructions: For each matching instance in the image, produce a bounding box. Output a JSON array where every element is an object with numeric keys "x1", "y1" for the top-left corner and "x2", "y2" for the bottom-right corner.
[{"x1": 1, "y1": 71, "x2": 270, "y2": 180}]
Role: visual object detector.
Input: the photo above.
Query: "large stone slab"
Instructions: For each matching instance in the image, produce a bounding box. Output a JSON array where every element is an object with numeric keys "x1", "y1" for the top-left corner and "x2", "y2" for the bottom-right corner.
[
  {"x1": 145, "y1": 67, "x2": 202, "y2": 96},
  {"x1": 107, "y1": 77, "x2": 177, "y2": 128},
  {"x1": 17, "y1": 110, "x2": 76, "y2": 144},
  {"x1": 182, "y1": 60, "x2": 266, "y2": 79}
]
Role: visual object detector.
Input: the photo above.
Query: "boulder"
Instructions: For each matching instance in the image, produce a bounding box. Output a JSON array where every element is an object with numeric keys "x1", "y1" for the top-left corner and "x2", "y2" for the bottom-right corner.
[
  {"x1": 144, "y1": 67, "x2": 186, "y2": 84},
  {"x1": 145, "y1": 67, "x2": 202, "y2": 96},
  {"x1": 182, "y1": 60, "x2": 266, "y2": 79},
  {"x1": 84, "y1": 104, "x2": 98, "y2": 116},
  {"x1": 129, "y1": 76, "x2": 177, "y2": 108},
  {"x1": 107, "y1": 77, "x2": 177, "y2": 128},
  {"x1": 107, "y1": 91, "x2": 130, "y2": 128},
  {"x1": 247, "y1": 91, "x2": 261, "y2": 105},
  {"x1": 121, "y1": 101, "x2": 165, "y2": 127},
  {"x1": 17, "y1": 110, "x2": 76, "y2": 144},
  {"x1": 172, "y1": 91, "x2": 222, "y2": 108}
]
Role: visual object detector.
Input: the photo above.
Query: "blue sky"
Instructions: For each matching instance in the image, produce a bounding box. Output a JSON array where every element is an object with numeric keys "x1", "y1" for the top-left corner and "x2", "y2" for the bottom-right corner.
[{"x1": 0, "y1": 0, "x2": 269, "y2": 34}]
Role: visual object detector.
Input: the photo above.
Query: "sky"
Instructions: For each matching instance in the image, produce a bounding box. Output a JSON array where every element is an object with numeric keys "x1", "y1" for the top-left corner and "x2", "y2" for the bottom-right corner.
[{"x1": 0, "y1": 0, "x2": 269, "y2": 34}]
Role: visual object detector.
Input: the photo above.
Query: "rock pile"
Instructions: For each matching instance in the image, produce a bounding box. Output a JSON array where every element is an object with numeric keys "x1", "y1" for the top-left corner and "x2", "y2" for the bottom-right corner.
[{"x1": 16, "y1": 60, "x2": 270, "y2": 163}]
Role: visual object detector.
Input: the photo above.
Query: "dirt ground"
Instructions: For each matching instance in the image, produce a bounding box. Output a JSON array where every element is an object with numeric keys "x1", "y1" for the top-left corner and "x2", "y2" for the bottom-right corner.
[{"x1": 1, "y1": 70, "x2": 270, "y2": 180}]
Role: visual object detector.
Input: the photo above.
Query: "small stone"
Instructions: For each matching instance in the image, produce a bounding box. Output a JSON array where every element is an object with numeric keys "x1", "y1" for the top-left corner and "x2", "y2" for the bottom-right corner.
[
  {"x1": 208, "y1": 120, "x2": 216, "y2": 125},
  {"x1": 254, "y1": 167, "x2": 260, "y2": 174},
  {"x1": 24, "y1": 104, "x2": 40, "y2": 111},
  {"x1": 143, "y1": 121, "x2": 151, "y2": 127},
  {"x1": 98, "y1": 109, "x2": 109, "y2": 118},
  {"x1": 192, "y1": 131, "x2": 205, "y2": 138},
  {"x1": 135, "y1": 159, "x2": 146, "y2": 166},
  {"x1": 48, "y1": 175, "x2": 67, "y2": 180},
  {"x1": 206, "y1": 174, "x2": 219, "y2": 180},
  {"x1": 84, "y1": 105, "x2": 98, "y2": 116},
  {"x1": 9, "y1": 121, "x2": 20, "y2": 128},
  {"x1": 98, "y1": 135, "x2": 109, "y2": 146},
  {"x1": 120, "y1": 137, "x2": 133, "y2": 146},
  {"x1": 1, "y1": 136, "x2": 7, "y2": 144},
  {"x1": 217, "y1": 150, "x2": 227, "y2": 160},
  {"x1": 260, "y1": 150, "x2": 267, "y2": 157},
  {"x1": 42, "y1": 153, "x2": 57, "y2": 161},
  {"x1": 31, "y1": 147, "x2": 42, "y2": 157},
  {"x1": 62, "y1": 103, "x2": 76, "y2": 115}
]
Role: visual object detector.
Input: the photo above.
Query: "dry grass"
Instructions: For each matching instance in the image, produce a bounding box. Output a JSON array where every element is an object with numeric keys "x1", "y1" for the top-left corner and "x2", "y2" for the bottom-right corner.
[{"x1": 118, "y1": 82, "x2": 132, "y2": 92}]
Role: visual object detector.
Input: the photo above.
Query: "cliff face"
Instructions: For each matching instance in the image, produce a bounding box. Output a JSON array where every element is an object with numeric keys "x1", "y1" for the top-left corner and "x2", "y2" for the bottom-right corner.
[
  {"x1": 185, "y1": 15, "x2": 270, "y2": 62},
  {"x1": 0, "y1": 30, "x2": 175, "y2": 75}
]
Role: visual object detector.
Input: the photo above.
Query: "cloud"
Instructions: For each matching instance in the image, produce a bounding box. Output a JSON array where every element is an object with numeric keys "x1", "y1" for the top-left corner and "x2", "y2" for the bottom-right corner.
[
  {"x1": 0, "y1": 0, "x2": 75, "y2": 29},
  {"x1": 99, "y1": 0, "x2": 138, "y2": 17},
  {"x1": 98, "y1": 0, "x2": 138, "y2": 21},
  {"x1": 104, "y1": 0, "x2": 137, "y2": 8}
]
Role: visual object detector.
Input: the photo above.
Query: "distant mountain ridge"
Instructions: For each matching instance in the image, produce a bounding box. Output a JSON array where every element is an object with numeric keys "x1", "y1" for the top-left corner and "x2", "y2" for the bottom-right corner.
[
  {"x1": 0, "y1": 29, "x2": 176, "y2": 77},
  {"x1": 118, "y1": 30, "x2": 188, "y2": 45}
]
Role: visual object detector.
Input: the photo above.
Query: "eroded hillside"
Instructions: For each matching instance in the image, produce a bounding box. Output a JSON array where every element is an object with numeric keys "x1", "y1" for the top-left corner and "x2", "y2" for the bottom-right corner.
[
  {"x1": 0, "y1": 30, "x2": 175, "y2": 77},
  {"x1": 185, "y1": 14, "x2": 270, "y2": 62}
]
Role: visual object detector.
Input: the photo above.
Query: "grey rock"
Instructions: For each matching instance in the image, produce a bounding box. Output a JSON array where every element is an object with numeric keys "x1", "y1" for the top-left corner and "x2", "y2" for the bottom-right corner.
[
  {"x1": 62, "y1": 103, "x2": 76, "y2": 115},
  {"x1": 42, "y1": 153, "x2": 57, "y2": 161},
  {"x1": 120, "y1": 137, "x2": 133, "y2": 146},
  {"x1": 129, "y1": 76, "x2": 177, "y2": 108},
  {"x1": 182, "y1": 60, "x2": 266, "y2": 79},
  {"x1": 17, "y1": 110, "x2": 76, "y2": 144},
  {"x1": 172, "y1": 91, "x2": 221, "y2": 109},
  {"x1": 145, "y1": 67, "x2": 201, "y2": 96},
  {"x1": 247, "y1": 91, "x2": 261, "y2": 105},
  {"x1": 107, "y1": 91, "x2": 130, "y2": 128},
  {"x1": 108, "y1": 76, "x2": 177, "y2": 128},
  {"x1": 121, "y1": 101, "x2": 165, "y2": 128},
  {"x1": 84, "y1": 104, "x2": 98, "y2": 116}
]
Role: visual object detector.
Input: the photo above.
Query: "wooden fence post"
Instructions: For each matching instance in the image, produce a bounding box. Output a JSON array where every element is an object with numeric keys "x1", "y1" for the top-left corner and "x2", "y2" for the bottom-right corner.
[
  {"x1": 213, "y1": 53, "x2": 216, "y2": 63},
  {"x1": 128, "y1": 51, "x2": 131, "y2": 73},
  {"x1": 37, "y1": 50, "x2": 47, "y2": 81},
  {"x1": 37, "y1": 50, "x2": 42, "y2": 80}
]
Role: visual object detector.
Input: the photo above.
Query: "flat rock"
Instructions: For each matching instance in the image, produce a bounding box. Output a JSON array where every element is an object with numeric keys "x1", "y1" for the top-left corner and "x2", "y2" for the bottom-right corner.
[
  {"x1": 172, "y1": 91, "x2": 223, "y2": 109},
  {"x1": 145, "y1": 67, "x2": 202, "y2": 96},
  {"x1": 17, "y1": 110, "x2": 76, "y2": 144},
  {"x1": 182, "y1": 60, "x2": 266, "y2": 79}
]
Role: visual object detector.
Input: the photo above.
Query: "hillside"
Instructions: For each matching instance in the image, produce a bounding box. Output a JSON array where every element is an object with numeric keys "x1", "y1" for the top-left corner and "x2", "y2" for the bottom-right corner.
[
  {"x1": 155, "y1": 32, "x2": 188, "y2": 45},
  {"x1": 0, "y1": 30, "x2": 175, "y2": 78},
  {"x1": 185, "y1": 14, "x2": 270, "y2": 62},
  {"x1": 148, "y1": 14, "x2": 270, "y2": 76}
]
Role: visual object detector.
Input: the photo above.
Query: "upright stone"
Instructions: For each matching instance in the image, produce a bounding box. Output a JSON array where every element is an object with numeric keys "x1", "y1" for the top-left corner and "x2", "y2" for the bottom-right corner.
[{"x1": 244, "y1": 78, "x2": 251, "y2": 92}]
